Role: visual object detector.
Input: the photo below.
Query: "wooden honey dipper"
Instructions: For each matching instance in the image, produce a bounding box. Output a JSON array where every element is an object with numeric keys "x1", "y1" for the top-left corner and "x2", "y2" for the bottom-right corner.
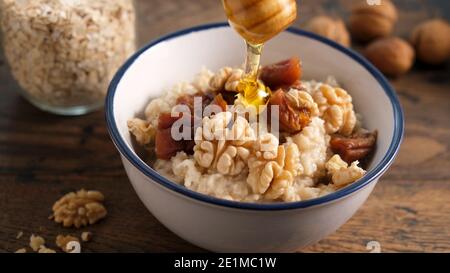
[
  {"x1": 222, "y1": 0, "x2": 297, "y2": 110},
  {"x1": 223, "y1": 0, "x2": 297, "y2": 45}
]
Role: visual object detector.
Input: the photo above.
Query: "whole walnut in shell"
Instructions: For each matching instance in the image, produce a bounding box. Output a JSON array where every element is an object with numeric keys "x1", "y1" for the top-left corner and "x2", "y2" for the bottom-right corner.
[
  {"x1": 349, "y1": 0, "x2": 398, "y2": 42},
  {"x1": 411, "y1": 19, "x2": 450, "y2": 65},
  {"x1": 305, "y1": 15, "x2": 350, "y2": 47},
  {"x1": 365, "y1": 37, "x2": 415, "y2": 77}
]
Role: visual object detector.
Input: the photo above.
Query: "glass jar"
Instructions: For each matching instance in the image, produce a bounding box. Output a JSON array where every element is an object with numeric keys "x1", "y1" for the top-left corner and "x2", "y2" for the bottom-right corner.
[{"x1": 0, "y1": 0, "x2": 136, "y2": 115}]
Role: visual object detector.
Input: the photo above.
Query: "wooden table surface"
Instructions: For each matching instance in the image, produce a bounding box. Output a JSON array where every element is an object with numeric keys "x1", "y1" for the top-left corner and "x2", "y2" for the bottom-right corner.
[{"x1": 1, "y1": 0, "x2": 449, "y2": 253}]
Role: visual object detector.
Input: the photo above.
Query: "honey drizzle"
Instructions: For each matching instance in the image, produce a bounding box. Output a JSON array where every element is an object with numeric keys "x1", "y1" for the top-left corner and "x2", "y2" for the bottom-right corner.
[
  {"x1": 223, "y1": 0, "x2": 296, "y2": 110},
  {"x1": 236, "y1": 42, "x2": 271, "y2": 109}
]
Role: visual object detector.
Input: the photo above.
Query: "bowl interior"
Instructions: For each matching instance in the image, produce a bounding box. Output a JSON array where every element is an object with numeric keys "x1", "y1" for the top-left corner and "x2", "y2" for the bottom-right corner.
[{"x1": 110, "y1": 24, "x2": 401, "y2": 208}]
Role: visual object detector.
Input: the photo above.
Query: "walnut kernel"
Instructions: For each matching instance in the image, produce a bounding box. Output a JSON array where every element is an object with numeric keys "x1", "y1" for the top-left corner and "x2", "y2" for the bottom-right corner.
[
  {"x1": 313, "y1": 84, "x2": 356, "y2": 135},
  {"x1": 194, "y1": 112, "x2": 254, "y2": 176},
  {"x1": 325, "y1": 155, "x2": 366, "y2": 187},
  {"x1": 209, "y1": 67, "x2": 244, "y2": 92},
  {"x1": 52, "y1": 189, "x2": 107, "y2": 228}
]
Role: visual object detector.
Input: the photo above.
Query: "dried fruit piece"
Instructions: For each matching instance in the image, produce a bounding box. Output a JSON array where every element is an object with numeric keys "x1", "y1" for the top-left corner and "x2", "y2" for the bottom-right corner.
[
  {"x1": 330, "y1": 131, "x2": 377, "y2": 164},
  {"x1": 155, "y1": 92, "x2": 223, "y2": 160},
  {"x1": 260, "y1": 57, "x2": 302, "y2": 90},
  {"x1": 268, "y1": 89, "x2": 313, "y2": 133},
  {"x1": 175, "y1": 92, "x2": 215, "y2": 113},
  {"x1": 155, "y1": 128, "x2": 185, "y2": 160},
  {"x1": 155, "y1": 112, "x2": 194, "y2": 160},
  {"x1": 211, "y1": 94, "x2": 228, "y2": 111},
  {"x1": 277, "y1": 79, "x2": 303, "y2": 91},
  {"x1": 52, "y1": 189, "x2": 107, "y2": 228}
]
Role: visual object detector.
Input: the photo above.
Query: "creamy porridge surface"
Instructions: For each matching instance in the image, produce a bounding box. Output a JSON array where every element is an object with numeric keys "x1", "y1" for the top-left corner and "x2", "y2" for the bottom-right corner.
[{"x1": 128, "y1": 59, "x2": 377, "y2": 203}]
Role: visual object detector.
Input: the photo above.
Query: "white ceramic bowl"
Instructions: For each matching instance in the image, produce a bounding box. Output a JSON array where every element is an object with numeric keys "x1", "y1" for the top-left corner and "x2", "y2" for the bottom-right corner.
[{"x1": 106, "y1": 23, "x2": 403, "y2": 252}]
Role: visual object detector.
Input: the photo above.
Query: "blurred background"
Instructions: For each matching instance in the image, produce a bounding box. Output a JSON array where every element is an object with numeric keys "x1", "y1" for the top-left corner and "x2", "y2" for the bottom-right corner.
[{"x1": 134, "y1": 0, "x2": 450, "y2": 44}]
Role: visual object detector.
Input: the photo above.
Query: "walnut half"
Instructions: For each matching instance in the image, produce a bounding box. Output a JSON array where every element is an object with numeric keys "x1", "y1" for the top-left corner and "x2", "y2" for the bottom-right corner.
[
  {"x1": 313, "y1": 84, "x2": 356, "y2": 136},
  {"x1": 52, "y1": 189, "x2": 107, "y2": 228}
]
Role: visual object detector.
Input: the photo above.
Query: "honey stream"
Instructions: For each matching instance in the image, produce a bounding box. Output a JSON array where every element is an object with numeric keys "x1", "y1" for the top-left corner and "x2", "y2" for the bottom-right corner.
[{"x1": 222, "y1": 0, "x2": 297, "y2": 109}]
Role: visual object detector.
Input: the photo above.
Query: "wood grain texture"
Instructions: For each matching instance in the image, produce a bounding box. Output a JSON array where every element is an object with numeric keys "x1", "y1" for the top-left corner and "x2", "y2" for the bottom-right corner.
[{"x1": 0, "y1": 0, "x2": 449, "y2": 253}]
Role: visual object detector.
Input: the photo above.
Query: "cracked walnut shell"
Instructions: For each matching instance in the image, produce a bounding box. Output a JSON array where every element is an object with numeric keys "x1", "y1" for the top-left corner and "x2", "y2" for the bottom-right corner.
[
  {"x1": 349, "y1": 0, "x2": 398, "y2": 42},
  {"x1": 52, "y1": 189, "x2": 107, "y2": 228}
]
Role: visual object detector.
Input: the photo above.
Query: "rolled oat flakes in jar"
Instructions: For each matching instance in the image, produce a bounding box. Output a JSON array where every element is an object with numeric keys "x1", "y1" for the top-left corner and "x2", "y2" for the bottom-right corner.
[{"x1": 0, "y1": 0, "x2": 136, "y2": 115}]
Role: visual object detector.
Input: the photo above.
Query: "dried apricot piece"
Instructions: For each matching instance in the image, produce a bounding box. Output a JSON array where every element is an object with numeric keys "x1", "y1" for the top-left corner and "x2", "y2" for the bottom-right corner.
[
  {"x1": 277, "y1": 79, "x2": 303, "y2": 91},
  {"x1": 155, "y1": 128, "x2": 186, "y2": 160},
  {"x1": 330, "y1": 131, "x2": 377, "y2": 163},
  {"x1": 268, "y1": 89, "x2": 311, "y2": 133},
  {"x1": 260, "y1": 57, "x2": 302, "y2": 90},
  {"x1": 155, "y1": 112, "x2": 194, "y2": 159},
  {"x1": 175, "y1": 92, "x2": 215, "y2": 114}
]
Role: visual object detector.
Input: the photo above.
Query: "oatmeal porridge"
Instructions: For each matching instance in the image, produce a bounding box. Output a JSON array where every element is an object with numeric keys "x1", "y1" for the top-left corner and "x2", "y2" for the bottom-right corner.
[{"x1": 128, "y1": 57, "x2": 377, "y2": 203}]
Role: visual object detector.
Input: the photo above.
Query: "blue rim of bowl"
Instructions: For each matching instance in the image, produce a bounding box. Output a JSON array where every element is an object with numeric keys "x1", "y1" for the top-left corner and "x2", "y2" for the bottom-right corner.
[{"x1": 106, "y1": 22, "x2": 404, "y2": 211}]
